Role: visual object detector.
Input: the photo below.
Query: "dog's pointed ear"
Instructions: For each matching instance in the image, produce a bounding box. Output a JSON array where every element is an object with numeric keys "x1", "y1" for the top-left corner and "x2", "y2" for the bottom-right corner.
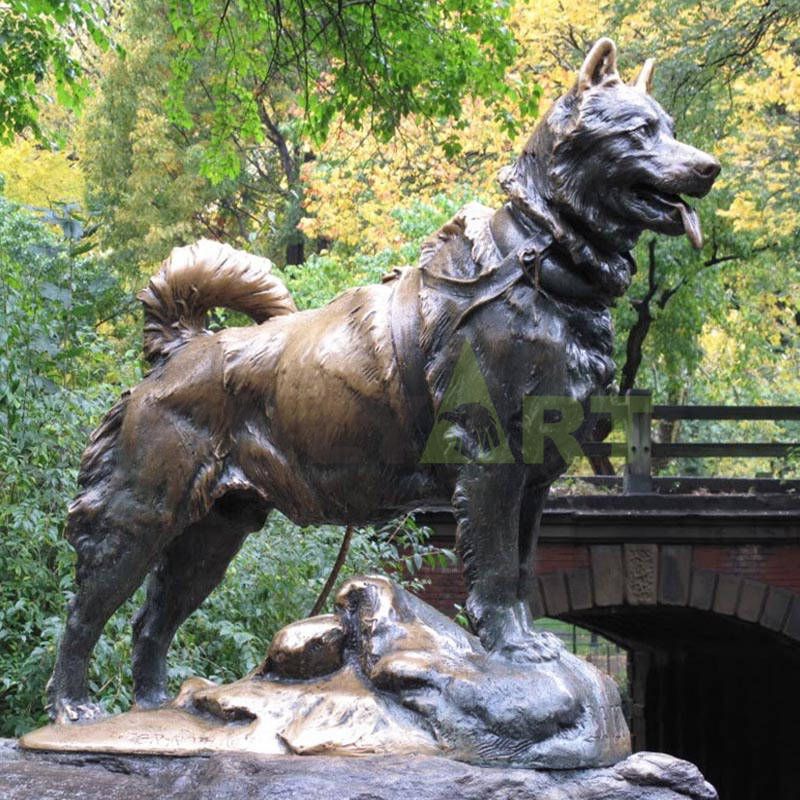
[
  {"x1": 632, "y1": 58, "x2": 656, "y2": 93},
  {"x1": 577, "y1": 37, "x2": 619, "y2": 94}
]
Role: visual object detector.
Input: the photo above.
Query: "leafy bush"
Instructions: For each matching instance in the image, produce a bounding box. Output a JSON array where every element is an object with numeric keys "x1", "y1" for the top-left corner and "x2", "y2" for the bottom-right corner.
[{"x1": 0, "y1": 195, "x2": 134, "y2": 734}]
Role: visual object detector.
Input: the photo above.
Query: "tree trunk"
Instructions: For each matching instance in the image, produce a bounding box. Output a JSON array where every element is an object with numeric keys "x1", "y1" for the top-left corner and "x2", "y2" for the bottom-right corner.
[
  {"x1": 285, "y1": 239, "x2": 304, "y2": 265},
  {"x1": 588, "y1": 240, "x2": 660, "y2": 475},
  {"x1": 256, "y1": 95, "x2": 306, "y2": 266},
  {"x1": 588, "y1": 239, "x2": 755, "y2": 476}
]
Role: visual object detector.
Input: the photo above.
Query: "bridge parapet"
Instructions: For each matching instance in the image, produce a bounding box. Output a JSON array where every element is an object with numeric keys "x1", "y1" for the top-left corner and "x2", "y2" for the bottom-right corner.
[{"x1": 583, "y1": 391, "x2": 800, "y2": 492}]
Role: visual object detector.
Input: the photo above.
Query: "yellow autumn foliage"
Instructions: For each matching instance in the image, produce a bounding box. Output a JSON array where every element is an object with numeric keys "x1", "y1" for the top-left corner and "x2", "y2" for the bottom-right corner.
[
  {"x1": 716, "y1": 42, "x2": 800, "y2": 243},
  {"x1": 300, "y1": 1, "x2": 613, "y2": 252},
  {"x1": 0, "y1": 137, "x2": 85, "y2": 208}
]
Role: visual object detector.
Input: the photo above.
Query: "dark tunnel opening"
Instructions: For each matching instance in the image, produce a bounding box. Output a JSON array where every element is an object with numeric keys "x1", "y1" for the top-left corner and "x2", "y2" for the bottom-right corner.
[{"x1": 561, "y1": 606, "x2": 800, "y2": 800}]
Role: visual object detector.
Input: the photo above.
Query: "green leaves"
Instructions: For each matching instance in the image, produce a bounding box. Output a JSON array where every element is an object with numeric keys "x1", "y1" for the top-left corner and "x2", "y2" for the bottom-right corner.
[
  {"x1": 0, "y1": 0, "x2": 110, "y2": 140},
  {"x1": 164, "y1": 0, "x2": 533, "y2": 181},
  {"x1": 0, "y1": 197, "x2": 136, "y2": 734}
]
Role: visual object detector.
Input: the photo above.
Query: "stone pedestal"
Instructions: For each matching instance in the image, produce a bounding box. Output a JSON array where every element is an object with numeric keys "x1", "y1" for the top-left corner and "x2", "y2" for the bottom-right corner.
[{"x1": 2, "y1": 741, "x2": 717, "y2": 800}]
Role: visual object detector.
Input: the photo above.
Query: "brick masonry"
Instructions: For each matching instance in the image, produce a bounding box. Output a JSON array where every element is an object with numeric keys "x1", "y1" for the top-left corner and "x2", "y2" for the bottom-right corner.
[{"x1": 416, "y1": 541, "x2": 800, "y2": 644}]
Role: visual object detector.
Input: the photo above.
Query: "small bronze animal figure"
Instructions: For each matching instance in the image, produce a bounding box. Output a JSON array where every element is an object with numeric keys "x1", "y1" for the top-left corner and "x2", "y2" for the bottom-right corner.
[{"x1": 48, "y1": 38, "x2": 719, "y2": 722}]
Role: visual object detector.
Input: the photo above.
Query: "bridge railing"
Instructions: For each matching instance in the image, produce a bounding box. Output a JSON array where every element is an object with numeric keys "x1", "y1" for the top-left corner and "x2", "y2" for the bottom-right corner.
[{"x1": 581, "y1": 390, "x2": 800, "y2": 494}]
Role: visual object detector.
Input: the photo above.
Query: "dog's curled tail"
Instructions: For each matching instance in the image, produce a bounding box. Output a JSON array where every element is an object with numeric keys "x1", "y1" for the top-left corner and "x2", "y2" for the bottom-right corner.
[{"x1": 138, "y1": 239, "x2": 297, "y2": 365}]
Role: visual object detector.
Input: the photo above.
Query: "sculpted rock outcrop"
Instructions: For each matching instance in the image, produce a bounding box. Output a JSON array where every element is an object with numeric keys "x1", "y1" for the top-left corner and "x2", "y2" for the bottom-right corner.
[{"x1": 24, "y1": 576, "x2": 629, "y2": 768}]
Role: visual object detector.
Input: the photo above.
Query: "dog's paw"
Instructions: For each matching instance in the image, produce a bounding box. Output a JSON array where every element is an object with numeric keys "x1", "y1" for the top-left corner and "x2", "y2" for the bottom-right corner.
[
  {"x1": 494, "y1": 630, "x2": 563, "y2": 664},
  {"x1": 49, "y1": 698, "x2": 106, "y2": 725},
  {"x1": 133, "y1": 689, "x2": 172, "y2": 711},
  {"x1": 615, "y1": 752, "x2": 718, "y2": 799}
]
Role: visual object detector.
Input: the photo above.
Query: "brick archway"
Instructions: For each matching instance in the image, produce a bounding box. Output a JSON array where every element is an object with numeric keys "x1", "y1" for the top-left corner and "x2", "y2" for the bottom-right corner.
[{"x1": 526, "y1": 547, "x2": 800, "y2": 800}]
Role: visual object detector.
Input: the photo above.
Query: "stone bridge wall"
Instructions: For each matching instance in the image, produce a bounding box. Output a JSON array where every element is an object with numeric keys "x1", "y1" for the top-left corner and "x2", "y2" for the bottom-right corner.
[{"x1": 419, "y1": 540, "x2": 800, "y2": 646}]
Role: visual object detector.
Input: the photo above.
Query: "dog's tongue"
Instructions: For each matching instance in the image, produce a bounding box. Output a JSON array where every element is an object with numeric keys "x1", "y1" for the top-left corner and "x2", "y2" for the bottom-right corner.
[{"x1": 677, "y1": 200, "x2": 703, "y2": 249}]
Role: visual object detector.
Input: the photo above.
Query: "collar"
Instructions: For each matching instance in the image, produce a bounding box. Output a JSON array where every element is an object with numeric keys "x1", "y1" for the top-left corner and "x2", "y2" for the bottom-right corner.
[{"x1": 498, "y1": 159, "x2": 634, "y2": 299}]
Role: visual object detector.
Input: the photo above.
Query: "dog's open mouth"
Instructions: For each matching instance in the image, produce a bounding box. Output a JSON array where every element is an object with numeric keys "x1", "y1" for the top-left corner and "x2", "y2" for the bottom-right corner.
[{"x1": 632, "y1": 186, "x2": 703, "y2": 249}]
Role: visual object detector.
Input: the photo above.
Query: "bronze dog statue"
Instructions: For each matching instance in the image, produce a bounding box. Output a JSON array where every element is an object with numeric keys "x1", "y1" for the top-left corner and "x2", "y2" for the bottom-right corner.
[{"x1": 48, "y1": 38, "x2": 719, "y2": 722}]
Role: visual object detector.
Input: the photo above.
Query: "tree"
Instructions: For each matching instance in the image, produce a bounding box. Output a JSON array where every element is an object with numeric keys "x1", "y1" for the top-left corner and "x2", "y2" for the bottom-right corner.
[
  {"x1": 163, "y1": 0, "x2": 537, "y2": 263},
  {"x1": 571, "y1": 0, "x2": 800, "y2": 472},
  {"x1": 80, "y1": 0, "x2": 288, "y2": 275},
  {"x1": 81, "y1": 0, "x2": 538, "y2": 270},
  {"x1": 608, "y1": 1, "x2": 800, "y2": 382},
  {"x1": 299, "y1": 0, "x2": 609, "y2": 253},
  {"x1": 0, "y1": 0, "x2": 109, "y2": 141},
  {"x1": 0, "y1": 137, "x2": 85, "y2": 209},
  {"x1": 166, "y1": 0, "x2": 532, "y2": 169},
  {"x1": 0, "y1": 190, "x2": 135, "y2": 733}
]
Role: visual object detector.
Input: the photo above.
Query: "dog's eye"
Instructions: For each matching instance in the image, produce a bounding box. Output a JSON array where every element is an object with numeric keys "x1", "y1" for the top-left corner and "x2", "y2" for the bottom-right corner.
[
  {"x1": 632, "y1": 121, "x2": 656, "y2": 137},
  {"x1": 625, "y1": 121, "x2": 657, "y2": 145}
]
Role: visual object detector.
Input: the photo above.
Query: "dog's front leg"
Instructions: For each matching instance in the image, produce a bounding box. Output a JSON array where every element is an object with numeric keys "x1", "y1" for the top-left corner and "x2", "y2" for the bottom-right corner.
[{"x1": 453, "y1": 464, "x2": 552, "y2": 662}]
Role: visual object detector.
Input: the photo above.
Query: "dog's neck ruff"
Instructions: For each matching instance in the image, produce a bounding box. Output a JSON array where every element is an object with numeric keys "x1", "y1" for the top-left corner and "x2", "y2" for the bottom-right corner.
[
  {"x1": 498, "y1": 157, "x2": 635, "y2": 301},
  {"x1": 409, "y1": 203, "x2": 616, "y2": 433},
  {"x1": 399, "y1": 199, "x2": 617, "y2": 452},
  {"x1": 418, "y1": 188, "x2": 631, "y2": 311}
]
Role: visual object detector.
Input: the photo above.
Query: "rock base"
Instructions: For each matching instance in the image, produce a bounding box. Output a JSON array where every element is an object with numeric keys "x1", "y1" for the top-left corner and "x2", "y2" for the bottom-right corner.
[
  {"x1": 23, "y1": 577, "x2": 628, "y2": 769},
  {"x1": 15, "y1": 576, "x2": 716, "y2": 799},
  {"x1": 1, "y1": 740, "x2": 717, "y2": 800}
]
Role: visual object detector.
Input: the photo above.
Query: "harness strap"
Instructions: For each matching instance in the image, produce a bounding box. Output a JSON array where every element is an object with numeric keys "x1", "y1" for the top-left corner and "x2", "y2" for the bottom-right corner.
[
  {"x1": 389, "y1": 267, "x2": 435, "y2": 452},
  {"x1": 387, "y1": 235, "x2": 557, "y2": 453}
]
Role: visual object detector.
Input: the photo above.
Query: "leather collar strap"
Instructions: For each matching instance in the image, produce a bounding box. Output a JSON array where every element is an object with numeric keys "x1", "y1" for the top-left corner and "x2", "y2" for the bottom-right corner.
[{"x1": 420, "y1": 239, "x2": 550, "y2": 318}]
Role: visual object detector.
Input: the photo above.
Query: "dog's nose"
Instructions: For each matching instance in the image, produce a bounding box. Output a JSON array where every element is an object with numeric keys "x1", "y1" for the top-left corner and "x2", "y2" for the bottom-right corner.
[{"x1": 695, "y1": 158, "x2": 720, "y2": 181}]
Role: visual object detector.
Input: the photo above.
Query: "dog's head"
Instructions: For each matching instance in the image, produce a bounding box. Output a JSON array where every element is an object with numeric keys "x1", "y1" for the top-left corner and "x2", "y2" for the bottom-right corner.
[{"x1": 521, "y1": 38, "x2": 720, "y2": 256}]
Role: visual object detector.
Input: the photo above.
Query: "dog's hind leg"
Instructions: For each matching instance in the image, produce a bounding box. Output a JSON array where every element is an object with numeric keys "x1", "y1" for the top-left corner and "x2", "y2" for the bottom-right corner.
[
  {"x1": 131, "y1": 491, "x2": 270, "y2": 709},
  {"x1": 47, "y1": 507, "x2": 170, "y2": 724}
]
